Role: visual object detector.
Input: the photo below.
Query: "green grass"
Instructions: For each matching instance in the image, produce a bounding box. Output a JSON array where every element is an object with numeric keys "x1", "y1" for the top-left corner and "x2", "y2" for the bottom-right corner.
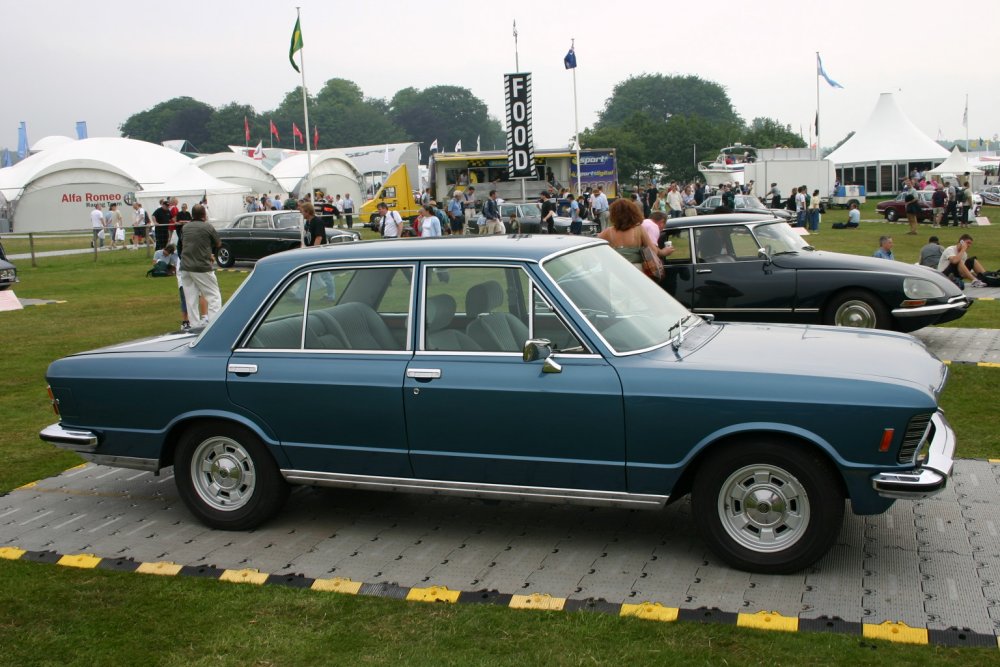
[
  {"x1": 0, "y1": 244, "x2": 997, "y2": 664},
  {"x1": 1, "y1": 559, "x2": 997, "y2": 667}
]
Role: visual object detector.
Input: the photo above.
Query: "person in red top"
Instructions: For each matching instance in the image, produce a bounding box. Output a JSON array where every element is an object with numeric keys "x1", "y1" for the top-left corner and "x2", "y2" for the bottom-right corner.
[{"x1": 169, "y1": 197, "x2": 179, "y2": 235}]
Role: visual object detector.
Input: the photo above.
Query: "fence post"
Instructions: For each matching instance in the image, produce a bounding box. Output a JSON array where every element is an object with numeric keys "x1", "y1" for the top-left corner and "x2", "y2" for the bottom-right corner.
[
  {"x1": 93, "y1": 229, "x2": 99, "y2": 262},
  {"x1": 29, "y1": 232, "x2": 37, "y2": 267}
]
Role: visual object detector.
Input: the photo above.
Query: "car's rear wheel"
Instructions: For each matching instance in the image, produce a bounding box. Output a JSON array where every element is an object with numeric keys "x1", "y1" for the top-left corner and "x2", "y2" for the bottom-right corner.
[
  {"x1": 825, "y1": 290, "x2": 889, "y2": 329},
  {"x1": 692, "y1": 441, "x2": 844, "y2": 573},
  {"x1": 847, "y1": 198, "x2": 860, "y2": 208},
  {"x1": 884, "y1": 209, "x2": 899, "y2": 222},
  {"x1": 216, "y1": 244, "x2": 235, "y2": 268},
  {"x1": 174, "y1": 421, "x2": 288, "y2": 530}
]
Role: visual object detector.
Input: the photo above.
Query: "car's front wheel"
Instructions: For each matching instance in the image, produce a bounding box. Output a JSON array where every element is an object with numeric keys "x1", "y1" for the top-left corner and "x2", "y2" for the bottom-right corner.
[
  {"x1": 884, "y1": 208, "x2": 899, "y2": 222},
  {"x1": 174, "y1": 421, "x2": 288, "y2": 530},
  {"x1": 825, "y1": 289, "x2": 889, "y2": 329},
  {"x1": 216, "y1": 244, "x2": 235, "y2": 268},
  {"x1": 692, "y1": 441, "x2": 844, "y2": 573}
]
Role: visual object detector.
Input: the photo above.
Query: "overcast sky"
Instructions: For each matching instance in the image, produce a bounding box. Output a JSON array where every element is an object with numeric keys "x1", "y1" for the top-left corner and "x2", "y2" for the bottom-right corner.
[{"x1": 4, "y1": 0, "x2": 998, "y2": 155}]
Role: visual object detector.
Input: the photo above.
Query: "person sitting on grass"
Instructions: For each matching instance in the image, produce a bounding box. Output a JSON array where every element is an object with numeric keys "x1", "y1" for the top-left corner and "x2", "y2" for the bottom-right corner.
[
  {"x1": 937, "y1": 234, "x2": 988, "y2": 288},
  {"x1": 919, "y1": 236, "x2": 943, "y2": 268},
  {"x1": 872, "y1": 236, "x2": 894, "y2": 260}
]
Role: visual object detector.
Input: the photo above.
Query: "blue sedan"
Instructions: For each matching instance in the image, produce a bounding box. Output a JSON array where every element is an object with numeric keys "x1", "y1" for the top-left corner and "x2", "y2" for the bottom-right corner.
[{"x1": 40, "y1": 235, "x2": 955, "y2": 573}]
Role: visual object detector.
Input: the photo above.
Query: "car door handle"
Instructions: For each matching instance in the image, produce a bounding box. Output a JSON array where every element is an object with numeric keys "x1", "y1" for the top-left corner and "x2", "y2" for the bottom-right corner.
[
  {"x1": 406, "y1": 368, "x2": 442, "y2": 379},
  {"x1": 696, "y1": 269, "x2": 712, "y2": 274},
  {"x1": 227, "y1": 363, "x2": 258, "y2": 375}
]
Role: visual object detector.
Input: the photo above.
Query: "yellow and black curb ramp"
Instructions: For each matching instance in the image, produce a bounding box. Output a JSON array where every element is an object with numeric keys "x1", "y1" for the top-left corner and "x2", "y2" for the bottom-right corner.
[{"x1": 1, "y1": 546, "x2": 996, "y2": 650}]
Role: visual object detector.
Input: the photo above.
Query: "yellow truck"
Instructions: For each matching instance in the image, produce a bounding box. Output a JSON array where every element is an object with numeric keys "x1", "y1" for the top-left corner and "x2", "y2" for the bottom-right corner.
[{"x1": 359, "y1": 163, "x2": 422, "y2": 227}]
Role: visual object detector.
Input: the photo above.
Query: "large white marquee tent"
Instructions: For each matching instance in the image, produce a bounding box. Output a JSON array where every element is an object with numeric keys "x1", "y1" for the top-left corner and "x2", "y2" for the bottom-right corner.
[
  {"x1": 194, "y1": 153, "x2": 285, "y2": 197},
  {"x1": 826, "y1": 93, "x2": 949, "y2": 195},
  {"x1": 270, "y1": 149, "x2": 364, "y2": 202},
  {"x1": 0, "y1": 138, "x2": 250, "y2": 232}
]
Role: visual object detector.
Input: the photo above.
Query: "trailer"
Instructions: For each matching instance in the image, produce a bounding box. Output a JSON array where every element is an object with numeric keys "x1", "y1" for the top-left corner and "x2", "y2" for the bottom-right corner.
[{"x1": 743, "y1": 156, "x2": 836, "y2": 203}]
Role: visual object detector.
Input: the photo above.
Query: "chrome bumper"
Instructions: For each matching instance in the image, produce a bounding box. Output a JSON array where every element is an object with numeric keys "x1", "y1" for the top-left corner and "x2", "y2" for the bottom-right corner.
[
  {"x1": 891, "y1": 296, "x2": 971, "y2": 318},
  {"x1": 871, "y1": 411, "x2": 955, "y2": 499},
  {"x1": 39, "y1": 423, "x2": 98, "y2": 452}
]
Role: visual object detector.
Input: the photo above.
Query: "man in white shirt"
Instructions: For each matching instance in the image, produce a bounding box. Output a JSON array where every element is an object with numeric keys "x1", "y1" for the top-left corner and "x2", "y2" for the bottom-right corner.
[
  {"x1": 666, "y1": 185, "x2": 684, "y2": 218},
  {"x1": 341, "y1": 193, "x2": 354, "y2": 229},
  {"x1": 90, "y1": 204, "x2": 106, "y2": 247},
  {"x1": 938, "y1": 234, "x2": 988, "y2": 287},
  {"x1": 377, "y1": 203, "x2": 402, "y2": 239},
  {"x1": 591, "y1": 186, "x2": 609, "y2": 230}
]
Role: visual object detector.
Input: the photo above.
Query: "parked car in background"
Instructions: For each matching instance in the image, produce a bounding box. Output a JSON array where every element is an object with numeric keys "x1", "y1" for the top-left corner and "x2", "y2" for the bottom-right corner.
[
  {"x1": 658, "y1": 214, "x2": 971, "y2": 331},
  {"x1": 215, "y1": 210, "x2": 359, "y2": 268},
  {"x1": 0, "y1": 239, "x2": 17, "y2": 290},
  {"x1": 41, "y1": 235, "x2": 956, "y2": 573},
  {"x1": 694, "y1": 194, "x2": 793, "y2": 221},
  {"x1": 876, "y1": 191, "x2": 936, "y2": 222},
  {"x1": 979, "y1": 185, "x2": 1000, "y2": 206},
  {"x1": 467, "y1": 202, "x2": 598, "y2": 236}
]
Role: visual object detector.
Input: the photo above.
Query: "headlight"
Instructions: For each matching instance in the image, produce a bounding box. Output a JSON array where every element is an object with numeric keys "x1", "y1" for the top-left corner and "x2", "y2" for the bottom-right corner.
[
  {"x1": 903, "y1": 277, "x2": 945, "y2": 299},
  {"x1": 0, "y1": 268, "x2": 15, "y2": 281}
]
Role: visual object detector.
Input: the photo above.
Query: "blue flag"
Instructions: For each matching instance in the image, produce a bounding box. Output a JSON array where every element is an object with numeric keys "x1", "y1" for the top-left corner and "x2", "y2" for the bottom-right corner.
[
  {"x1": 76, "y1": 121, "x2": 88, "y2": 140},
  {"x1": 1, "y1": 148, "x2": 11, "y2": 168},
  {"x1": 816, "y1": 53, "x2": 843, "y2": 89},
  {"x1": 564, "y1": 46, "x2": 576, "y2": 70},
  {"x1": 17, "y1": 122, "x2": 28, "y2": 159}
]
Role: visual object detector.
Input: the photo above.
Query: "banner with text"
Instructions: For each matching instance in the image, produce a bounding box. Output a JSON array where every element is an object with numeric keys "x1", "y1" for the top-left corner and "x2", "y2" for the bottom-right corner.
[
  {"x1": 570, "y1": 150, "x2": 619, "y2": 197},
  {"x1": 504, "y1": 73, "x2": 536, "y2": 180}
]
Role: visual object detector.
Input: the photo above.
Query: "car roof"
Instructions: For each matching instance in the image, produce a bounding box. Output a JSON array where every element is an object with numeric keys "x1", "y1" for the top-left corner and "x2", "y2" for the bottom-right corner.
[
  {"x1": 253, "y1": 234, "x2": 603, "y2": 269},
  {"x1": 663, "y1": 213, "x2": 780, "y2": 231}
]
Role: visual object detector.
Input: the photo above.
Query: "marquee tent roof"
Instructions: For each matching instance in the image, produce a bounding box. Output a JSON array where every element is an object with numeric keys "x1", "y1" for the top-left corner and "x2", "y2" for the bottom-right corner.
[
  {"x1": 269, "y1": 149, "x2": 363, "y2": 195},
  {"x1": 30, "y1": 135, "x2": 75, "y2": 152},
  {"x1": 194, "y1": 153, "x2": 284, "y2": 194},
  {"x1": 927, "y1": 146, "x2": 984, "y2": 175},
  {"x1": 826, "y1": 93, "x2": 949, "y2": 165}
]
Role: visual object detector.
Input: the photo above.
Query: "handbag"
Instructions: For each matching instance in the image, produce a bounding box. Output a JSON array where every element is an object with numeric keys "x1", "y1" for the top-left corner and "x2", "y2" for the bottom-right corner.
[{"x1": 641, "y1": 244, "x2": 664, "y2": 280}]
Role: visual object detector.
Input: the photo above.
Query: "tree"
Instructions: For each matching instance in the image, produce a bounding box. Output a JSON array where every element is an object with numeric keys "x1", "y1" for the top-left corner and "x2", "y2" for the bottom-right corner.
[
  {"x1": 596, "y1": 74, "x2": 742, "y2": 128},
  {"x1": 119, "y1": 97, "x2": 215, "y2": 150},
  {"x1": 390, "y1": 86, "x2": 505, "y2": 162},
  {"x1": 740, "y1": 117, "x2": 806, "y2": 150},
  {"x1": 203, "y1": 103, "x2": 259, "y2": 153}
]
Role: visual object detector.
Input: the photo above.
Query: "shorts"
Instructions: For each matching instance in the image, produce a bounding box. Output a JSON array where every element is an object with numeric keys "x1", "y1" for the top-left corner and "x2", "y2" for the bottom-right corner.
[{"x1": 133, "y1": 226, "x2": 146, "y2": 237}]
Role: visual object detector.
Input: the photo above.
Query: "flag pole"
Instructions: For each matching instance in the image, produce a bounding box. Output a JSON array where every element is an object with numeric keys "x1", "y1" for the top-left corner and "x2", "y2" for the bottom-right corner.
[
  {"x1": 513, "y1": 20, "x2": 519, "y2": 72},
  {"x1": 572, "y1": 38, "x2": 580, "y2": 197},
  {"x1": 297, "y1": 7, "x2": 315, "y2": 215},
  {"x1": 815, "y1": 51, "x2": 820, "y2": 159},
  {"x1": 965, "y1": 94, "x2": 969, "y2": 153}
]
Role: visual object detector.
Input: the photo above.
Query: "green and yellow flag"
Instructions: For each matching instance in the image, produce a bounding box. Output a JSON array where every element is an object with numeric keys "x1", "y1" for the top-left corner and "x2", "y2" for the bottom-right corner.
[{"x1": 289, "y1": 17, "x2": 303, "y2": 72}]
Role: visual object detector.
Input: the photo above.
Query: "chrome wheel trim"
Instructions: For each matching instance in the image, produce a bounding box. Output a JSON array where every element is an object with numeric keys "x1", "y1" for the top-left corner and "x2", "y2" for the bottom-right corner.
[
  {"x1": 217, "y1": 247, "x2": 231, "y2": 264},
  {"x1": 717, "y1": 463, "x2": 810, "y2": 554},
  {"x1": 189, "y1": 436, "x2": 256, "y2": 511},
  {"x1": 834, "y1": 299, "x2": 878, "y2": 328}
]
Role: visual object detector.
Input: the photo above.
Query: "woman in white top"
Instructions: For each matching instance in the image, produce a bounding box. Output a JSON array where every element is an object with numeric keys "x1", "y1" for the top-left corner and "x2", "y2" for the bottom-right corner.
[{"x1": 419, "y1": 206, "x2": 442, "y2": 237}]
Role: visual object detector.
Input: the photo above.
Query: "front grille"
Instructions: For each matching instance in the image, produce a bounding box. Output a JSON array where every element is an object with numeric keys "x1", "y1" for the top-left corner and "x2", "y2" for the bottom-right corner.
[{"x1": 898, "y1": 413, "x2": 932, "y2": 464}]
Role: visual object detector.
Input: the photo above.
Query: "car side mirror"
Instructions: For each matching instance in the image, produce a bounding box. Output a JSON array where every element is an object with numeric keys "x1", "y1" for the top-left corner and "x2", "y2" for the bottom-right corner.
[
  {"x1": 757, "y1": 247, "x2": 771, "y2": 264},
  {"x1": 523, "y1": 339, "x2": 562, "y2": 373}
]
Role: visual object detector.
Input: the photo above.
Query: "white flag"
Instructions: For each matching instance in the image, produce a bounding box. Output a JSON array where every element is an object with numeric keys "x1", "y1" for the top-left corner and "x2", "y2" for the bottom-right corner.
[
  {"x1": 962, "y1": 99, "x2": 968, "y2": 128},
  {"x1": 476, "y1": 135, "x2": 480, "y2": 152},
  {"x1": 252, "y1": 141, "x2": 263, "y2": 160},
  {"x1": 455, "y1": 140, "x2": 462, "y2": 152},
  {"x1": 429, "y1": 139, "x2": 438, "y2": 152},
  {"x1": 384, "y1": 144, "x2": 389, "y2": 164}
]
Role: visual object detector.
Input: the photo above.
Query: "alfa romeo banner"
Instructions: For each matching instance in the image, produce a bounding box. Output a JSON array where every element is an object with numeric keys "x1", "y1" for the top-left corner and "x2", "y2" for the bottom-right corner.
[{"x1": 504, "y1": 73, "x2": 536, "y2": 179}]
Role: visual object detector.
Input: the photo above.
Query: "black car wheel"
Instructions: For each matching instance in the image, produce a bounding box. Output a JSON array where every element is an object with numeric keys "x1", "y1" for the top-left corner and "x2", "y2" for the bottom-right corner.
[
  {"x1": 884, "y1": 209, "x2": 899, "y2": 222},
  {"x1": 174, "y1": 421, "x2": 289, "y2": 530},
  {"x1": 216, "y1": 244, "x2": 235, "y2": 268},
  {"x1": 847, "y1": 198, "x2": 860, "y2": 208},
  {"x1": 692, "y1": 440, "x2": 844, "y2": 573},
  {"x1": 825, "y1": 289, "x2": 889, "y2": 329}
]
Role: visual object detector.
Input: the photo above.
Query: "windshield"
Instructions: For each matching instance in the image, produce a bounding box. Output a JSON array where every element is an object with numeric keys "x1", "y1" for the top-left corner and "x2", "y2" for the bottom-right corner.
[
  {"x1": 273, "y1": 213, "x2": 304, "y2": 230},
  {"x1": 738, "y1": 195, "x2": 767, "y2": 210},
  {"x1": 753, "y1": 221, "x2": 810, "y2": 254},
  {"x1": 542, "y1": 244, "x2": 691, "y2": 354}
]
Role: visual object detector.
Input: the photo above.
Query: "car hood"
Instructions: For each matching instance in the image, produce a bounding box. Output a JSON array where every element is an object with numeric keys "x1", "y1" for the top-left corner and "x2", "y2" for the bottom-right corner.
[
  {"x1": 72, "y1": 332, "x2": 198, "y2": 355},
  {"x1": 643, "y1": 321, "x2": 947, "y2": 399},
  {"x1": 772, "y1": 250, "x2": 962, "y2": 289}
]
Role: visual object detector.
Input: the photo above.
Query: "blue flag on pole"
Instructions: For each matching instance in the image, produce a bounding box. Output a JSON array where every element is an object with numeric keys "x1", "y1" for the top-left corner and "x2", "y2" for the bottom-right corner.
[
  {"x1": 1, "y1": 148, "x2": 11, "y2": 168},
  {"x1": 816, "y1": 53, "x2": 843, "y2": 89},
  {"x1": 76, "y1": 121, "x2": 88, "y2": 140},
  {"x1": 17, "y1": 122, "x2": 28, "y2": 159},
  {"x1": 564, "y1": 46, "x2": 576, "y2": 70}
]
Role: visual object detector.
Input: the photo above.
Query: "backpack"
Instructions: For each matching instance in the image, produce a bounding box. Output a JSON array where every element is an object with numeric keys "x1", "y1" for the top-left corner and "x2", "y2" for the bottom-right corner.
[
  {"x1": 146, "y1": 259, "x2": 175, "y2": 277},
  {"x1": 981, "y1": 271, "x2": 1000, "y2": 287}
]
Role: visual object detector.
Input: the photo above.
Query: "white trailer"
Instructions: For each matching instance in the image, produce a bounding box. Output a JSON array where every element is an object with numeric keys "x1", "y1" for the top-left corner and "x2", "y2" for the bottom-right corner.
[{"x1": 744, "y1": 158, "x2": 836, "y2": 203}]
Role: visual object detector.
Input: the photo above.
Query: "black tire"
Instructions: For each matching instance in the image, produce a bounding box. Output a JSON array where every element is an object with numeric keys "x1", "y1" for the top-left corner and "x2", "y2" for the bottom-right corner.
[
  {"x1": 824, "y1": 289, "x2": 889, "y2": 329},
  {"x1": 174, "y1": 421, "x2": 289, "y2": 530},
  {"x1": 847, "y1": 198, "x2": 860, "y2": 208},
  {"x1": 216, "y1": 244, "x2": 235, "y2": 268},
  {"x1": 692, "y1": 441, "x2": 844, "y2": 573},
  {"x1": 884, "y1": 208, "x2": 898, "y2": 222}
]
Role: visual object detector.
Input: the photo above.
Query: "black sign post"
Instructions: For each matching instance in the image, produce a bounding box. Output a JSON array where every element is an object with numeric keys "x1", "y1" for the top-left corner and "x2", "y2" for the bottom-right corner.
[{"x1": 504, "y1": 73, "x2": 536, "y2": 181}]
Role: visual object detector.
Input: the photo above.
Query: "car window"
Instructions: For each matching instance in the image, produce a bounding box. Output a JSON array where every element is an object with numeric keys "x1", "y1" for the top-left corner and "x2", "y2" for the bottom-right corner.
[
  {"x1": 703, "y1": 196, "x2": 721, "y2": 208},
  {"x1": 422, "y1": 265, "x2": 530, "y2": 353},
  {"x1": 273, "y1": 213, "x2": 303, "y2": 230},
  {"x1": 233, "y1": 217, "x2": 252, "y2": 229},
  {"x1": 246, "y1": 267, "x2": 412, "y2": 351},
  {"x1": 663, "y1": 228, "x2": 691, "y2": 264},
  {"x1": 753, "y1": 221, "x2": 809, "y2": 254},
  {"x1": 532, "y1": 288, "x2": 587, "y2": 353},
  {"x1": 727, "y1": 225, "x2": 760, "y2": 259},
  {"x1": 500, "y1": 205, "x2": 516, "y2": 218},
  {"x1": 253, "y1": 215, "x2": 270, "y2": 229}
]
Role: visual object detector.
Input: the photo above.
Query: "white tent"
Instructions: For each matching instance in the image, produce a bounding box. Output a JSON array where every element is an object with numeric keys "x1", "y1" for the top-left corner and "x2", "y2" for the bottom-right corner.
[
  {"x1": 827, "y1": 93, "x2": 949, "y2": 195},
  {"x1": 30, "y1": 135, "x2": 75, "y2": 153},
  {"x1": 137, "y1": 163, "x2": 251, "y2": 224},
  {"x1": 0, "y1": 138, "x2": 248, "y2": 232},
  {"x1": 270, "y1": 149, "x2": 364, "y2": 202},
  {"x1": 194, "y1": 153, "x2": 284, "y2": 198}
]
